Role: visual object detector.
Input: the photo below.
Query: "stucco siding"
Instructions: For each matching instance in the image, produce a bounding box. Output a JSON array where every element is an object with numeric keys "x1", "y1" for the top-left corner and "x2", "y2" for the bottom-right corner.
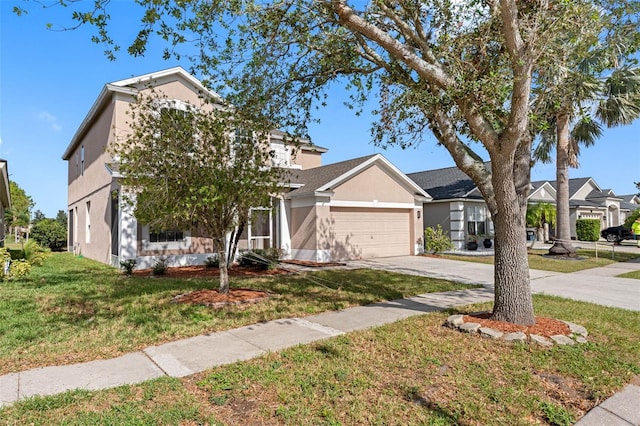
[
  {"x1": 290, "y1": 205, "x2": 317, "y2": 251},
  {"x1": 294, "y1": 150, "x2": 322, "y2": 170},
  {"x1": 332, "y1": 165, "x2": 415, "y2": 204}
]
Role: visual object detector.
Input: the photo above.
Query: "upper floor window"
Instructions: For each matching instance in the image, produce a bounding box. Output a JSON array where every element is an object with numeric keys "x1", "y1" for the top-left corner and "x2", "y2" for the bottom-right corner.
[{"x1": 81, "y1": 145, "x2": 85, "y2": 176}]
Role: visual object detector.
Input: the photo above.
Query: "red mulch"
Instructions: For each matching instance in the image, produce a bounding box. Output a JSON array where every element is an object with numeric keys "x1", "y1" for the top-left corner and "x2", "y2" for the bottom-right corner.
[
  {"x1": 132, "y1": 264, "x2": 288, "y2": 278},
  {"x1": 281, "y1": 259, "x2": 347, "y2": 267},
  {"x1": 172, "y1": 288, "x2": 270, "y2": 308},
  {"x1": 463, "y1": 312, "x2": 570, "y2": 338}
]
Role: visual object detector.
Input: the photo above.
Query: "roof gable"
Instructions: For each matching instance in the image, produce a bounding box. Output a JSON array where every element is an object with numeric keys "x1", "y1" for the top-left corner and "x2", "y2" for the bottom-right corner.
[{"x1": 286, "y1": 154, "x2": 430, "y2": 200}]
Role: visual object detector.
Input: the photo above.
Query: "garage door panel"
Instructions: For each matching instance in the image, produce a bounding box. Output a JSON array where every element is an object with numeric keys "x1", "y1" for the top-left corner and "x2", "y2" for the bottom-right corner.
[{"x1": 329, "y1": 208, "x2": 411, "y2": 260}]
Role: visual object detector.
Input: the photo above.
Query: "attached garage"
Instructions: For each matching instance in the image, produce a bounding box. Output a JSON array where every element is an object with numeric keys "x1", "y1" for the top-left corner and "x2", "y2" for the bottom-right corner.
[
  {"x1": 329, "y1": 207, "x2": 412, "y2": 259},
  {"x1": 285, "y1": 154, "x2": 432, "y2": 262}
]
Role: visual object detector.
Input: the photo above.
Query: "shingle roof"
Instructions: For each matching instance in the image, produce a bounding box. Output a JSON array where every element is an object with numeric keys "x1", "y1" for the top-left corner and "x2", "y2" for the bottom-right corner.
[
  {"x1": 407, "y1": 164, "x2": 482, "y2": 200},
  {"x1": 285, "y1": 155, "x2": 377, "y2": 198}
]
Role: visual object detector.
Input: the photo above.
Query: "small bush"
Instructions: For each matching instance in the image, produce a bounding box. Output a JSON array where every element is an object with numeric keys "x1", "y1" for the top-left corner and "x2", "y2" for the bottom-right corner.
[
  {"x1": 152, "y1": 258, "x2": 167, "y2": 275},
  {"x1": 22, "y1": 240, "x2": 48, "y2": 266},
  {"x1": 120, "y1": 259, "x2": 137, "y2": 275},
  {"x1": 624, "y1": 208, "x2": 640, "y2": 229},
  {"x1": 204, "y1": 254, "x2": 220, "y2": 268},
  {"x1": 424, "y1": 225, "x2": 454, "y2": 254},
  {"x1": 576, "y1": 219, "x2": 600, "y2": 242},
  {"x1": 8, "y1": 259, "x2": 31, "y2": 280}
]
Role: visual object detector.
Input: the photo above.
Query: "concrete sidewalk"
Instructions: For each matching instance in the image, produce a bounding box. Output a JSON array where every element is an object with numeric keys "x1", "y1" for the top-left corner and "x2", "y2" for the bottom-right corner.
[{"x1": 1, "y1": 257, "x2": 639, "y2": 425}]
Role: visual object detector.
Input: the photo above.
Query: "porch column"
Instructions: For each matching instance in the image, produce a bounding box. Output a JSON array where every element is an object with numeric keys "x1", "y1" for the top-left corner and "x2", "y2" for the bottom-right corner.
[
  {"x1": 450, "y1": 201, "x2": 465, "y2": 250},
  {"x1": 119, "y1": 191, "x2": 137, "y2": 262},
  {"x1": 279, "y1": 197, "x2": 291, "y2": 258}
]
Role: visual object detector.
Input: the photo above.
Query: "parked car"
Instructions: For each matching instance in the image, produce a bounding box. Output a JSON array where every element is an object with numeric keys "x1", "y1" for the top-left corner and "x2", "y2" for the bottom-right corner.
[{"x1": 600, "y1": 226, "x2": 633, "y2": 243}]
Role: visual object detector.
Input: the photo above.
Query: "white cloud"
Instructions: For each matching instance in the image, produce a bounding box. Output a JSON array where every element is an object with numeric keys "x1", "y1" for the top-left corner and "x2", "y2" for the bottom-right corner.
[{"x1": 37, "y1": 111, "x2": 62, "y2": 132}]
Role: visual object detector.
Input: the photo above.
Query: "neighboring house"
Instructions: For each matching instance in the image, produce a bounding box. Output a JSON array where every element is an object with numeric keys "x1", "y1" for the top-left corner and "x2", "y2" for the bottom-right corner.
[
  {"x1": 0, "y1": 160, "x2": 11, "y2": 247},
  {"x1": 408, "y1": 164, "x2": 636, "y2": 250},
  {"x1": 62, "y1": 67, "x2": 428, "y2": 267}
]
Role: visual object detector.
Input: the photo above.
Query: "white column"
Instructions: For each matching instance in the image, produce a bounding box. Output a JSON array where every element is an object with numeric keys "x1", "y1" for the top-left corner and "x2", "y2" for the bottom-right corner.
[
  {"x1": 279, "y1": 197, "x2": 292, "y2": 258},
  {"x1": 119, "y1": 191, "x2": 137, "y2": 261}
]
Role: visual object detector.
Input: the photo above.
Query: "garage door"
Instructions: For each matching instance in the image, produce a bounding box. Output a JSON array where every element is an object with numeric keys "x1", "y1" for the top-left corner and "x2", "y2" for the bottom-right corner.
[{"x1": 329, "y1": 207, "x2": 411, "y2": 260}]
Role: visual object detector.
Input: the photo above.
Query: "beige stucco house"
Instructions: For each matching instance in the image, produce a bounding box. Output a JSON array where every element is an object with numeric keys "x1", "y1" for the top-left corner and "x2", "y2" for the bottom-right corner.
[{"x1": 62, "y1": 67, "x2": 429, "y2": 268}]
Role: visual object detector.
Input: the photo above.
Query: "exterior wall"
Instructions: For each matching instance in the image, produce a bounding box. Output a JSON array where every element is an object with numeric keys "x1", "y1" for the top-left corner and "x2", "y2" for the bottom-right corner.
[
  {"x1": 67, "y1": 100, "x2": 117, "y2": 264},
  {"x1": 293, "y1": 149, "x2": 322, "y2": 170},
  {"x1": 289, "y1": 203, "x2": 317, "y2": 259},
  {"x1": 572, "y1": 182, "x2": 596, "y2": 200},
  {"x1": 529, "y1": 185, "x2": 556, "y2": 203},
  {"x1": 331, "y1": 165, "x2": 415, "y2": 204},
  {"x1": 422, "y1": 201, "x2": 452, "y2": 234}
]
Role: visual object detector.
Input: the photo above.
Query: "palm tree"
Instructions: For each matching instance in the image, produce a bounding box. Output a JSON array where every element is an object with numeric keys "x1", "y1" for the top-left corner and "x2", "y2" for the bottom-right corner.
[
  {"x1": 534, "y1": 66, "x2": 640, "y2": 256},
  {"x1": 526, "y1": 202, "x2": 556, "y2": 247}
]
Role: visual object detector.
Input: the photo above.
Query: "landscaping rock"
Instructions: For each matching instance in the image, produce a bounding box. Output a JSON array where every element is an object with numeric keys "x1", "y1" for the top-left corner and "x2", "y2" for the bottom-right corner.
[
  {"x1": 446, "y1": 314, "x2": 465, "y2": 327},
  {"x1": 459, "y1": 322, "x2": 481, "y2": 333},
  {"x1": 550, "y1": 335, "x2": 576, "y2": 345},
  {"x1": 530, "y1": 334, "x2": 553, "y2": 347},
  {"x1": 479, "y1": 327, "x2": 503, "y2": 339},
  {"x1": 562, "y1": 321, "x2": 588, "y2": 337},
  {"x1": 575, "y1": 336, "x2": 588, "y2": 344},
  {"x1": 503, "y1": 332, "x2": 527, "y2": 342}
]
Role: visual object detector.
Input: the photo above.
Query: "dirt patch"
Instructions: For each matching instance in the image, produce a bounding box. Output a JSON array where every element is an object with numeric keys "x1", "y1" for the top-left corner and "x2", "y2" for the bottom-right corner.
[
  {"x1": 132, "y1": 264, "x2": 289, "y2": 278},
  {"x1": 463, "y1": 312, "x2": 571, "y2": 338},
  {"x1": 172, "y1": 288, "x2": 270, "y2": 308}
]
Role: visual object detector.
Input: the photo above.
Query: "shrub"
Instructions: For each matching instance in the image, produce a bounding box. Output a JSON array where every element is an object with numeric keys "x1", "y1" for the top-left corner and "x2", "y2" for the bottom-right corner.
[
  {"x1": 152, "y1": 258, "x2": 167, "y2": 275},
  {"x1": 30, "y1": 219, "x2": 67, "y2": 251},
  {"x1": 624, "y1": 208, "x2": 640, "y2": 229},
  {"x1": 21, "y1": 240, "x2": 48, "y2": 266},
  {"x1": 424, "y1": 225, "x2": 454, "y2": 254},
  {"x1": 120, "y1": 259, "x2": 137, "y2": 275},
  {"x1": 8, "y1": 259, "x2": 31, "y2": 280},
  {"x1": 204, "y1": 254, "x2": 220, "y2": 268},
  {"x1": 576, "y1": 219, "x2": 600, "y2": 241}
]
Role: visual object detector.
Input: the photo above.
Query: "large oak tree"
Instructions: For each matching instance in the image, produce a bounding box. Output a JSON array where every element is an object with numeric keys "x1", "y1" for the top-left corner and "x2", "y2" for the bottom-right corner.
[{"x1": 26, "y1": 0, "x2": 640, "y2": 324}]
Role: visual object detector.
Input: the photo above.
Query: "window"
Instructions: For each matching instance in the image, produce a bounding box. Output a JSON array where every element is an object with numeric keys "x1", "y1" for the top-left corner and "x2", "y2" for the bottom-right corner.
[
  {"x1": 85, "y1": 201, "x2": 91, "y2": 243},
  {"x1": 149, "y1": 230, "x2": 184, "y2": 243},
  {"x1": 141, "y1": 226, "x2": 190, "y2": 250},
  {"x1": 466, "y1": 205, "x2": 487, "y2": 237},
  {"x1": 81, "y1": 145, "x2": 85, "y2": 176},
  {"x1": 248, "y1": 208, "x2": 272, "y2": 250}
]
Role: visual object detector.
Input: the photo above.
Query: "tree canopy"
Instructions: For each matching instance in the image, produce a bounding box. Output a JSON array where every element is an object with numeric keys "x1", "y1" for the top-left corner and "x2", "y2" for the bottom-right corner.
[{"x1": 24, "y1": 0, "x2": 640, "y2": 324}]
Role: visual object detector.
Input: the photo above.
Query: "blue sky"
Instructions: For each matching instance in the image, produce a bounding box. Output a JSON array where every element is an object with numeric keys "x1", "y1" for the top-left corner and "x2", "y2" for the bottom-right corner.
[{"x1": 1, "y1": 2, "x2": 638, "y2": 218}]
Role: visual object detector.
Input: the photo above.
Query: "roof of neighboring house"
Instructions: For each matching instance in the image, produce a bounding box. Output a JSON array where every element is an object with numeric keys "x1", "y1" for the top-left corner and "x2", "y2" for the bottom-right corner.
[
  {"x1": 62, "y1": 67, "x2": 222, "y2": 161},
  {"x1": 620, "y1": 200, "x2": 639, "y2": 212},
  {"x1": 285, "y1": 154, "x2": 430, "y2": 200},
  {"x1": 621, "y1": 194, "x2": 640, "y2": 204},
  {"x1": 406, "y1": 164, "x2": 482, "y2": 200}
]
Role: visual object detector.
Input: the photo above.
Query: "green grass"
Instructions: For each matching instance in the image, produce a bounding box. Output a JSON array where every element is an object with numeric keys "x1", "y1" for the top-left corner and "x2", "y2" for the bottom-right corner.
[
  {"x1": 440, "y1": 248, "x2": 640, "y2": 273},
  {"x1": 2, "y1": 295, "x2": 638, "y2": 425},
  {"x1": 617, "y1": 270, "x2": 640, "y2": 279},
  {"x1": 0, "y1": 252, "x2": 477, "y2": 375}
]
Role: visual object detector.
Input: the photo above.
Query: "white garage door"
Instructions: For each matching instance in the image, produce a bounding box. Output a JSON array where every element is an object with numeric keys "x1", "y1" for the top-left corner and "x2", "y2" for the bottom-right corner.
[{"x1": 329, "y1": 207, "x2": 411, "y2": 260}]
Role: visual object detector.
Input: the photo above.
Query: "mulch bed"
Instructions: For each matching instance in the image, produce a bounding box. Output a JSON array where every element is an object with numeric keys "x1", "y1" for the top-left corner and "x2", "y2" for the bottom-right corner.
[
  {"x1": 132, "y1": 264, "x2": 289, "y2": 278},
  {"x1": 171, "y1": 288, "x2": 270, "y2": 308},
  {"x1": 280, "y1": 259, "x2": 347, "y2": 267},
  {"x1": 463, "y1": 312, "x2": 570, "y2": 338}
]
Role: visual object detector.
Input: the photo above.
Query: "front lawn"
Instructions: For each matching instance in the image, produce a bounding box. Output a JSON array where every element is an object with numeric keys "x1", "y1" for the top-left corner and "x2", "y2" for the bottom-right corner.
[
  {"x1": 440, "y1": 248, "x2": 640, "y2": 273},
  {"x1": 0, "y1": 253, "x2": 477, "y2": 375},
  {"x1": 2, "y1": 295, "x2": 638, "y2": 425}
]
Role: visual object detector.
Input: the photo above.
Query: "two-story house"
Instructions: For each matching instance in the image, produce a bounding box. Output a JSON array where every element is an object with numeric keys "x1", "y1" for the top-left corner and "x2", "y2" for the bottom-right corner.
[{"x1": 62, "y1": 67, "x2": 429, "y2": 268}]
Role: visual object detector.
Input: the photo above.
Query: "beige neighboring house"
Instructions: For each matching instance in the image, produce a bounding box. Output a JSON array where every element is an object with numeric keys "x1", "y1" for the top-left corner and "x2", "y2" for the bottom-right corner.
[
  {"x1": 0, "y1": 160, "x2": 11, "y2": 247},
  {"x1": 62, "y1": 67, "x2": 429, "y2": 268}
]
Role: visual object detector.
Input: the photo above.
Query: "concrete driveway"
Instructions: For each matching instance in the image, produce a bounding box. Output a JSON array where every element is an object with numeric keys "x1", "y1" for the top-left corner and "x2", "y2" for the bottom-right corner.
[{"x1": 351, "y1": 255, "x2": 640, "y2": 311}]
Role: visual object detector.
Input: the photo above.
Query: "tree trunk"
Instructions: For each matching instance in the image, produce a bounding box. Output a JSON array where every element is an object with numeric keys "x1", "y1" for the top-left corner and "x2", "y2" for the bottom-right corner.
[
  {"x1": 549, "y1": 112, "x2": 577, "y2": 256},
  {"x1": 490, "y1": 157, "x2": 535, "y2": 325},
  {"x1": 218, "y1": 247, "x2": 230, "y2": 294}
]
